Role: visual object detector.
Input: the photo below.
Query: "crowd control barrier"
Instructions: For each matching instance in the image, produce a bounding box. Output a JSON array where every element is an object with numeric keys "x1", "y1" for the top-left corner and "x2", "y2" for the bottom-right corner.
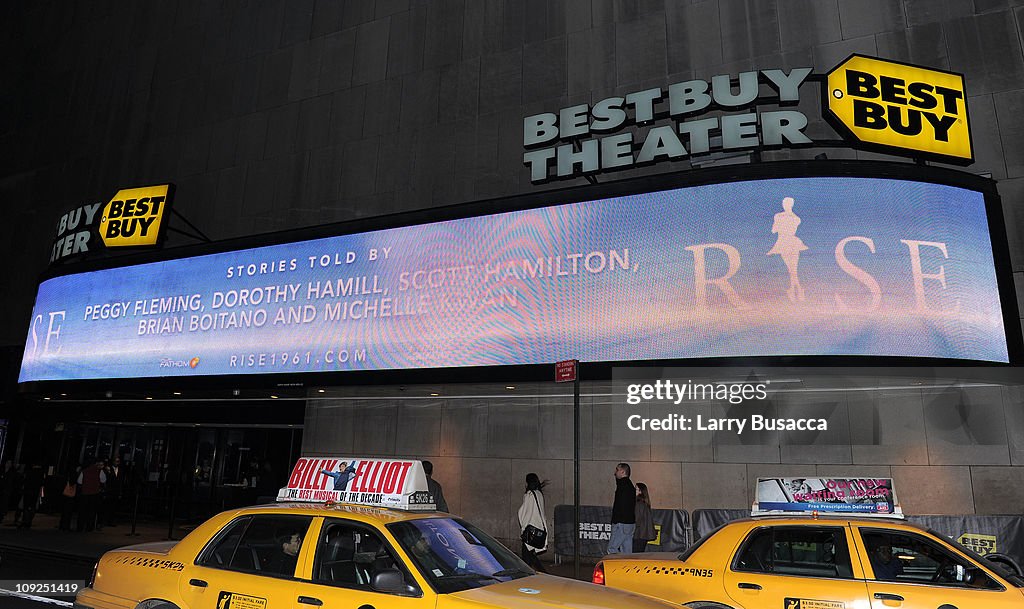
[{"x1": 554, "y1": 504, "x2": 690, "y2": 557}]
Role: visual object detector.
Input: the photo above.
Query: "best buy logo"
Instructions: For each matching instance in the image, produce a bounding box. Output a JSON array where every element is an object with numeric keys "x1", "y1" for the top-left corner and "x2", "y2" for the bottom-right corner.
[
  {"x1": 99, "y1": 184, "x2": 173, "y2": 248},
  {"x1": 824, "y1": 55, "x2": 972, "y2": 164}
]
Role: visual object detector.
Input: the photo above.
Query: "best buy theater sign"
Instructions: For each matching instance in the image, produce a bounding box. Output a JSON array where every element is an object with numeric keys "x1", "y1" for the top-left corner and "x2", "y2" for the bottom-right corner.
[
  {"x1": 50, "y1": 184, "x2": 174, "y2": 263},
  {"x1": 523, "y1": 55, "x2": 972, "y2": 182}
]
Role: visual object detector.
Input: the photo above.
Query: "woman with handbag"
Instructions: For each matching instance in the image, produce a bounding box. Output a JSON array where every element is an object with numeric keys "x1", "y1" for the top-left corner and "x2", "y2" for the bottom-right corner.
[
  {"x1": 59, "y1": 468, "x2": 79, "y2": 531},
  {"x1": 517, "y1": 473, "x2": 548, "y2": 573},
  {"x1": 633, "y1": 482, "x2": 655, "y2": 552}
]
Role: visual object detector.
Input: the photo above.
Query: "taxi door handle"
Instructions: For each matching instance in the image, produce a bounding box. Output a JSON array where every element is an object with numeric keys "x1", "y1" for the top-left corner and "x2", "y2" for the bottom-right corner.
[
  {"x1": 873, "y1": 593, "x2": 904, "y2": 602},
  {"x1": 737, "y1": 582, "x2": 762, "y2": 590},
  {"x1": 188, "y1": 579, "x2": 207, "y2": 588},
  {"x1": 297, "y1": 597, "x2": 323, "y2": 606}
]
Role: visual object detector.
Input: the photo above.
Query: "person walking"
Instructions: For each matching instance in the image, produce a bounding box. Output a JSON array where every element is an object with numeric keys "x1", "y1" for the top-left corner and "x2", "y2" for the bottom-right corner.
[
  {"x1": 18, "y1": 464, "x2": 45, "y2": 529},
  {"x1": 517, "y1": 473, "x2": 549, "y2": 573},
  {"x1": 422, "y1": 461, "x2": 448, "y2": 512},
  {"x1": 607, "y1": 462, "x2": 635, "y2": 554},
  {"x1": 9, "y1": 464, "x2": 24, "y2": 525},
  {"x1": 632, "y1": 482, "x2": 655, "y2": 553},
  {"x1": 77, "y1": 459, "x2": 106, "y2": 532},
  {"x1": 0, "y1": 461, "x2": 13, "y2": 524},
  {"x1": 59, "y1": 468, "x2": 78, "y2": 531},
  {"x1": 104, "y1": 457, "x2": 124, "y2": 526}
]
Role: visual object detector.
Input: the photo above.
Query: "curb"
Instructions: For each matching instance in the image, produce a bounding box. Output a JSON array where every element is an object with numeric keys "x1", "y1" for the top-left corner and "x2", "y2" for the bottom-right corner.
[{"x1": 0, "y1": 543, "x2": 100, "y2": 565}]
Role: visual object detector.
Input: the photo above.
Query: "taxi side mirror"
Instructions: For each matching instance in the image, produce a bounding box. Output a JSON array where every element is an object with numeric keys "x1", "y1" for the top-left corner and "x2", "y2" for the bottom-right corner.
[
  {"x1": 987, "y1": 553, "x2": 1024, "y2": 577},
  {"x1": 371, "y1": 568, "x2": 419, "y2": 596}
]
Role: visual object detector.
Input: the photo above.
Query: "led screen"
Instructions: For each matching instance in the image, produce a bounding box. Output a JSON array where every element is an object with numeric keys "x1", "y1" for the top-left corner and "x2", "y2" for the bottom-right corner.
[{"x1": 19, "y1": 176, "x2": 1010, "y2": 382}]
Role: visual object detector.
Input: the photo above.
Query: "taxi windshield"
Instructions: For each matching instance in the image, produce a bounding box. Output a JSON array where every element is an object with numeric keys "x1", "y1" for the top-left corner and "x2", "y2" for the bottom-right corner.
[
  {"x1": 933, "y1": 528, "x2": 1024, "y2": 588},
  {"x1": 388, "y1": 518, "x2": 533, "y2": 593}
]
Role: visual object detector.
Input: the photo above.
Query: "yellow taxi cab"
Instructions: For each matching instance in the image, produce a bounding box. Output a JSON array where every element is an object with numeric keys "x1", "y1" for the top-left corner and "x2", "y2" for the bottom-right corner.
[
  {"x1": 74, "y1": 456, "x2": 677, "y2": 609},
  {"x1": 593, "y1": 477, "x2": 1024, "y2": 609}
]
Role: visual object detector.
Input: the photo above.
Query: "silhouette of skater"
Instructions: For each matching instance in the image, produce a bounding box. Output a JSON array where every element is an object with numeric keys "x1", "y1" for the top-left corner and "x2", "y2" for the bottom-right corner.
[{"x1": 767, "y1": 197, "x2": 807, "y2": 302}]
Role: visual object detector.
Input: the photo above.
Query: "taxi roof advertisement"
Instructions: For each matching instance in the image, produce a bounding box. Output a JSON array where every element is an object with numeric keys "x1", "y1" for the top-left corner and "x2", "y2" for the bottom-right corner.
[
  {"x1": 278, "y1": 456, "x2": 435, "y2": 511},
  {"x1": 754, "y1": 477, "x2": 902, "y2": 517}
]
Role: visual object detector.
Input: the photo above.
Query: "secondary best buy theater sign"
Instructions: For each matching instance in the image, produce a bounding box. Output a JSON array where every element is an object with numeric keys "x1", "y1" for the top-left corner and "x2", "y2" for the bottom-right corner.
[
  {"x1": 524, "y1": 55, "x2": 972, "y2": 182},
  {"x1": 50, "y1": 184, "x2": 173, "y2": 263}
]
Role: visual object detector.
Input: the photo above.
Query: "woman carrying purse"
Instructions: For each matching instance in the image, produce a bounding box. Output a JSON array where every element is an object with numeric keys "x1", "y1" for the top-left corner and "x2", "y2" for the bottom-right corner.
[
  {"x1": 59, "y1": 468, "x2": 78, "y2": 531},
  {"x1": 633, "y1": 482, "x2": 656, "y2": 552},
  {"x1": 517, "y1": 473, "x2": 548, "y2": 573}
]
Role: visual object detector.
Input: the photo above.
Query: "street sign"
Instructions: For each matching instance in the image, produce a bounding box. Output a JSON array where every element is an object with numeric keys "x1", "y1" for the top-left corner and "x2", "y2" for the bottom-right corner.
[{"x1": 555, "y1": 359, "x2": 577, "y2": 383}]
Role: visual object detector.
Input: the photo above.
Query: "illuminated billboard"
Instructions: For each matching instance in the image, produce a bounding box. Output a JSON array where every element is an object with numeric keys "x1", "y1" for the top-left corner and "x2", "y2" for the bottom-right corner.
[{"x1": 19, "y1": 175, "x2": 1010, "y2": 382}]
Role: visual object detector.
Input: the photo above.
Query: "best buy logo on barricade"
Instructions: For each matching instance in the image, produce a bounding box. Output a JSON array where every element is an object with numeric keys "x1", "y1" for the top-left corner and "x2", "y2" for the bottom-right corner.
[
  {"x1": 99, "y1": 184, "x2": 173, "y2": 247},
  {"x1": 958, "y1": 533, "x2": 998, "y2": 556},
  {"x1": 824, "y1": 55, "x2": 972, "y2": 164}
]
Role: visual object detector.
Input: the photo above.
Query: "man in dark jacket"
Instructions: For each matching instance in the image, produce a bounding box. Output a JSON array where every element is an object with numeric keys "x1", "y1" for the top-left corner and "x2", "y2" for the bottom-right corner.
[
  {"x1": 105, "y1": 457, "x2": 124, "y2": 526},
  {"x1": 422, "y1": 461, "x2": 448, "y2": 512},
  {"x1": 18, "y1": 464, "x2": 45, "y2": 529},
  {"x1": 607, "y1": 462, "x2": 635, "y2": 553}
]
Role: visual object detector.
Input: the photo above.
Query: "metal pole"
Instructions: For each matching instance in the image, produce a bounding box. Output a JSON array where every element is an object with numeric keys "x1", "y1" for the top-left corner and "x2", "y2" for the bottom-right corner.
[
  {"x1": 167, "y1": 483, "x2": 176, "y2": 540},
  {"x1": 573, "y1": 364, "x2": 581, "y2": 580},
  {"x1": 127, "y1": 490, "x2": 140, "y2": 536}
]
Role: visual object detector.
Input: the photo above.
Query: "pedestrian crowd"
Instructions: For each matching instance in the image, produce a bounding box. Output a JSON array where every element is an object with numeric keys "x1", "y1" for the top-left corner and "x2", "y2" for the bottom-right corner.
[
  {"x1": 507, "y1": 461, "x2": 656, "y2": 574},
  {"x1": 1, "y1": 455, "x2": 656, "y2": 571},
  {"x1": 0, "y1": 457, "x2": 140, "y2": 532}
]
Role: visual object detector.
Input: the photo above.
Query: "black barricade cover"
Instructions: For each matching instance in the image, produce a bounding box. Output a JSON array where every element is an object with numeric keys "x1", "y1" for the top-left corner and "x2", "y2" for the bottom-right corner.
[
  {"x1": 554, "y1": 504, "x2": 690, "y2": 557},
  {"x1": 692, "y1": 508, "x2": 750, "y2": 540},
  {"x1": 908, "y1": 515, "x2": 1024, "y2": 565}
]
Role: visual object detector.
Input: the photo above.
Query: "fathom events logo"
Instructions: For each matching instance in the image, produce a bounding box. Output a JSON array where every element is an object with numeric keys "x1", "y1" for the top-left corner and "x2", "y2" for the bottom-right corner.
[{"x1": 159, "y1": 356, "x2": 200, "y2": 370}]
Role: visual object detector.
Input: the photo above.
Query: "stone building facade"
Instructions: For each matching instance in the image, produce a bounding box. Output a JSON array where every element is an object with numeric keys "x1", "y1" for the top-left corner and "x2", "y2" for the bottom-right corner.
[{"x1": 4, "y1": 1, "x2": 1024, "y2": 544}]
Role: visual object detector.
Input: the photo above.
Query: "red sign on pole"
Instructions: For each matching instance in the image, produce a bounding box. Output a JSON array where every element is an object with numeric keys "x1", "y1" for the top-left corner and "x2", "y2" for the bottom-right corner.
[{"x1": 555, "y1": 359, "x2": 577, "y2": 383}]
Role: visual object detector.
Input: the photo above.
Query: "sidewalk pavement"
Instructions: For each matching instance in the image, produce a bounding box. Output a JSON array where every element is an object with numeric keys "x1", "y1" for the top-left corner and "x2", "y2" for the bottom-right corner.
[
  {"x1": 546, "y1": 557, "x2": 597, "y2": 581},
  {"x1": 0, "y1": 512, "x2": 595, "y2": 581},
  {"x1": 0, "y1": 512, "x2": 187, "y2": 563}
]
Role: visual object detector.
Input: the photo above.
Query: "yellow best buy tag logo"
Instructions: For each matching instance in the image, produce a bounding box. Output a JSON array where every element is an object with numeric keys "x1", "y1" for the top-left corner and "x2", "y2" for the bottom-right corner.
[
  {"x1": 958, "y1": 533, "x2": 997, "y2": 555},
  {"x1": 100, "y1": 184, "x2": 172, "y2": 247},
  {"x1": 824, "y1": 55, "x2": 972, "y2": 164}
]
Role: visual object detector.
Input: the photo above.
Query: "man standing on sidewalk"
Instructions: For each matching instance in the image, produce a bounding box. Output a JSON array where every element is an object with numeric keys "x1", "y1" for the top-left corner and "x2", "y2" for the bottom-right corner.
[
  {"x1": 77, "y1": 459, "x2": 106, "y2": 532},
  {"x1": 104, "y1": 457, "x2": 124, "y2": 526},
  {"x1": 422, "y1": 461, "x2": 448, "y2": 512},
  {"x1": 607, "y1": 463, "x2": 635, "y2": 554},
  {"x1": 17, "y1": 464, "x2": 44, "y2": 529}
]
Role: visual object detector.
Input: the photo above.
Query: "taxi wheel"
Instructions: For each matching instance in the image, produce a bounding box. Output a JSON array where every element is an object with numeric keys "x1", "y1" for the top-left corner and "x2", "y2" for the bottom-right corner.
[
  {"x1": 135, "y1": 600, "x2": 181, "y2": 609},
  {"x1": 685, "y1": 603, "x2": 735, "y2": 609}
]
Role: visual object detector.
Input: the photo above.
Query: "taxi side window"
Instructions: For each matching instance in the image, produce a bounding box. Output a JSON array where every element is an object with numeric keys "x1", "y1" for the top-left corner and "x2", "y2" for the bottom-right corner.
[
  {"x1": 860, "y1": 529, "x2": 1001, "y2": 590},
  {"x1": 197, "y1": 514, "x2": 312, "y2": 578},
  {"x1": 314, "y1": 520, "x2": 418, "y2": 595},
  {"x1": 734, "y1": 526, "x2": 853, "y2": 579}
]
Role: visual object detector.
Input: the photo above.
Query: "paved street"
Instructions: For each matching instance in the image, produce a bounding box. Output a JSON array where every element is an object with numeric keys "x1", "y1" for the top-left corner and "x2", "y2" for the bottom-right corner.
[{"x1": 0, "y1": 547, "x2": 92, "y2": 608}]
